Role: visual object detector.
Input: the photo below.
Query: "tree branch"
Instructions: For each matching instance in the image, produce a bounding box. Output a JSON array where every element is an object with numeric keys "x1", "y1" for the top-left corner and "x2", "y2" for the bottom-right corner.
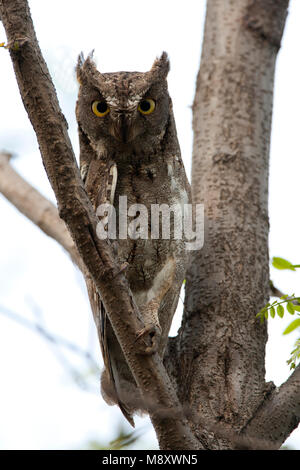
[
  {"x1": 0, "y1": 303, "x2": 99, "y2": 375},
  {"x1": 270, "y1": 280, "x2": 300, "y2": 305},
  {"x1": 0, "y1": 151, "x2": 84, "y2": 271},
  {"x1": 0, "y1": 0, "x2": 199, "y2": 449},
  {"x1": 241, "y1": 365, "x2": 300, "y2": 447},
  {"x1": 179, "y1": 0, "x2": 291, "y2": 448}
]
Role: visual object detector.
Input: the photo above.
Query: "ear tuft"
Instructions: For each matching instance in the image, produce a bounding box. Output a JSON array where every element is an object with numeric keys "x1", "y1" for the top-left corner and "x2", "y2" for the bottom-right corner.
[
  {"x1": 76, "y1": 50, "x2": 97, "y2": 85},
  {"x1": 76, "y1": 52, "x2": 84, "y2": 84},
  {"x1": 150, "y1": 51, "x2": 170, "y2": 80}
]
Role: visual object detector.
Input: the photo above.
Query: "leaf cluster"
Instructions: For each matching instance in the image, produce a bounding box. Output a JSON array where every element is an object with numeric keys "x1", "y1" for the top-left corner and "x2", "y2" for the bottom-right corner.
[
  {"x1": 287, "y1": 338, "x2": 300, "y2": 370},
  {"x1": 256, "y1": 257, "x2": 300, "y2": 369},
  {"x1": 256, "y1": 294, "x2": 300, "y2": 323}
]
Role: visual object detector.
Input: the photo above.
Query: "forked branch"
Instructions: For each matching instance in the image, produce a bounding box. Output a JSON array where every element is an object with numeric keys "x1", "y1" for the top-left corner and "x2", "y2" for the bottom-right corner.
[{"x1": 0, "y1": 0, "x2": 199, "y2": 449}]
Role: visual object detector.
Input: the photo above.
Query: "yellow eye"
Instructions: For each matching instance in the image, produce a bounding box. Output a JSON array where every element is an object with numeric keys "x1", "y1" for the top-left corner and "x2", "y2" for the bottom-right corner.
[
  {"x1": 138, "y1": 98, "x2": 156, "y2": 115},
  {"x1": 92, "y1": 100, "x2": 110, "y2": 117}
]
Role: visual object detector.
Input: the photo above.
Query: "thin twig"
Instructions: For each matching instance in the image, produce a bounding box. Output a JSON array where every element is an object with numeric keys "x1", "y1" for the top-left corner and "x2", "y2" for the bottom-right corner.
[{"x1": 0, "y1": 303, "x2": 99, "y2": 370}]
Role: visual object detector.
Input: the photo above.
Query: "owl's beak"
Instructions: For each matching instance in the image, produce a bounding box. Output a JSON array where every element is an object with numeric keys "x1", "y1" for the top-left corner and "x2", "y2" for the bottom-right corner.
[{"x1": 111, "y1": 113, "x2": 133, "y2": 143}]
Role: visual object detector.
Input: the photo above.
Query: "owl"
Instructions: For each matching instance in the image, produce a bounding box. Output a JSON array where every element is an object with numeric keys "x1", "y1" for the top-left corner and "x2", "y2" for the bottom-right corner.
[{"x1": 76, "y1": 52, "x2": 191, "y2": 426}]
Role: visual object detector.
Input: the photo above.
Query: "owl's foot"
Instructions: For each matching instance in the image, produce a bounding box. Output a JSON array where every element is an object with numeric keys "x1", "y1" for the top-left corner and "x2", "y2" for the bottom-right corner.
[
  {"x1": 135, "y1": 324, "x2": 161, "y2": 355},
  {"x1": 113, "y1": 262, "x2": 129, "y2": 279},
  {"x1": 80, "y1": 163, "x2": 89, "y2": 183}
]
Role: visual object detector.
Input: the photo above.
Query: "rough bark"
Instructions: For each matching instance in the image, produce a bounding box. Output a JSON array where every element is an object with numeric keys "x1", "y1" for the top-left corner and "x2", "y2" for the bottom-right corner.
[
  {"x1": 1, "y1": 0, "x2": 299, "y2": 450},
  {"x1": 242, "y1": 364, "x2": 300, "y2": 447},
  {"x1": 0, "y1": 0, "x2": 199, "y2": 450},
  {"x1": 166, "y1": 0, "x2": 293, "y2": 449}
]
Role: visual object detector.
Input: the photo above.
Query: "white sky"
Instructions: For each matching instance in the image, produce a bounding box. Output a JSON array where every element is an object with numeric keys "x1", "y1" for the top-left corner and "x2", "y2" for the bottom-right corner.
[{"x1": 0, "y1": 0, "x2": 299, "y2": 450}]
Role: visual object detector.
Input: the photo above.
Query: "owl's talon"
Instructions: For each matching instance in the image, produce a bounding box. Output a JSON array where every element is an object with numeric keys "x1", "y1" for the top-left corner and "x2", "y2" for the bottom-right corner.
[
  {"x1": 135, "y1": 324, "x2": 161, "y2": 355},
  {"x1": 80, "y1": 163, "x2": 89, "y2": 183},
  {"x1": 112, "y1": 262, "x2": 129, "y2": 279}
]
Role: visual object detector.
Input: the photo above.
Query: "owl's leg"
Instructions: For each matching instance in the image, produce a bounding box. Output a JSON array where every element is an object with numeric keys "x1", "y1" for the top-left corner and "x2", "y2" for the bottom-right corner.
[
  {"x1": 135, "y1": 300, "x2": 162, "y2": 355},
  {"x1": 113, "y1": 261, "x2": 129, "y2": 278},
  {"x1": 134, "y1": 257, "x2": 176, "y2": 355},
  {"x1": 80, "y1": 163, "x2": 89, "y2": 183}
]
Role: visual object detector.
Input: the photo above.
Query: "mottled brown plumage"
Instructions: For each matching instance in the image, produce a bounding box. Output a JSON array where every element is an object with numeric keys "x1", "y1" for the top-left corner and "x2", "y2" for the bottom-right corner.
[{"x1": 76, "y1": 52, "x2": 191, "y2": 426}]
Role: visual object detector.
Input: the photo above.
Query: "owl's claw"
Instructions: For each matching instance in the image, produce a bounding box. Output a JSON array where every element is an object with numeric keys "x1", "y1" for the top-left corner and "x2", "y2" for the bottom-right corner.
[
  {"x1": 135, "y1": 324, "x2": 161, "y2": 355},
  {"x1": 112, "y1": 262, "x2": 129, "y2": 279}
]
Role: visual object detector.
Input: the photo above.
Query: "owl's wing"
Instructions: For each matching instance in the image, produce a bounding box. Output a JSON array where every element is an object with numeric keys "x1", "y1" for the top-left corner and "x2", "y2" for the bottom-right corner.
[
  {"x1": 86, "y1": 275, "x2": 134, "y2": 427},
  {"x1": 99, "y1": 300, "x2": 135, "y2": 427},
  {"x1": 84, "y1": 160, "x2": 135, "y2": 427}
]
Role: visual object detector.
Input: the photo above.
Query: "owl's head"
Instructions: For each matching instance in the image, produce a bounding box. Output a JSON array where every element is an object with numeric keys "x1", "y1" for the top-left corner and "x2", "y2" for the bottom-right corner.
[{"x1": 76, "y1": 52, "x2": 171, "y2": 148}]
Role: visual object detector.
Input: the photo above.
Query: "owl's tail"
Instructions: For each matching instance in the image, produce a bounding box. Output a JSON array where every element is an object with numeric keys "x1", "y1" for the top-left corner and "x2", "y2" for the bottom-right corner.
[
  {"x1": 101, "y1": 361, "x2": 135, "y2": 428},
  {"x1": 85, "y1": 278, "x2": 135, "y2": 427},
  {"x1": 99, "y1": 300, "x2": 136, "y2": 427},
  {"x1": 118, "y1": 399, "x2": 135, "y2": 428}
]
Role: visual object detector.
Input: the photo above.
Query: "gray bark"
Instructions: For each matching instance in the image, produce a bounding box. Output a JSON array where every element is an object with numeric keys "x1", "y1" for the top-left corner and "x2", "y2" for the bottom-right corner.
[
  {"x1": 1, "y1": 0, "x2": 300, "y2": 450},
  {"x1": 166, "y1": 0, "x2": 294, "y2": 449},
  {"x1": 0, "y1": 0, "x2": 199, "y2": 450}
]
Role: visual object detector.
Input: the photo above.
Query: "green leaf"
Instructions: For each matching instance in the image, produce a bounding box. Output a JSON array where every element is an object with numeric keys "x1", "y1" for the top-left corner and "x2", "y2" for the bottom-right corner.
[
  {"x1": 277, "y1": 304, "x2": 284, "y2": 318},
  {"x1": 283, "y1": 319, "x2": 300, "y2": 335},
  {"x1": 286, "y1": 338, "x2": 300, "y2": 369},
  {"x1": 292, "y1": 305, "x2": 300, "y2": 312},
  {"x1": 256, "y1": 309, "x2": 266, "y2": 322},
  {"x1": 280, "y1": 294, "x2": 289, "y2": 300},
  {"x1": 286, "y1": 302, "x2": 296, "y2": 315},
  {"x1": 264, "y1": 309, "x2": 268, "y2": 319},
  {"x1": 270, "y1": 306, "x2": 275, "y2": 318},
  {"x1": 272, "y1": 257, "x2": 296, "y2": 271}
]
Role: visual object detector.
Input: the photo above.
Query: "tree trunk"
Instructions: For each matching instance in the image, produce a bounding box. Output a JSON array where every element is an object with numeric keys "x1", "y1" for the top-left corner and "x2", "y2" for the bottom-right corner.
[
  {"x1": 166, "y1": 0, "x2": 290, "y2": 449},
  {"x1": 2, "y1": 0, "x2": 300, "y2": 450}
]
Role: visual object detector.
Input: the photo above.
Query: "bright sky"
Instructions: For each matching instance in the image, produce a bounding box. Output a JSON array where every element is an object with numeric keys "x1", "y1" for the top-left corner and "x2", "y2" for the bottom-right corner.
[{"x1": 0, "y1": 0, "x2": 299, "y2": 450}]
